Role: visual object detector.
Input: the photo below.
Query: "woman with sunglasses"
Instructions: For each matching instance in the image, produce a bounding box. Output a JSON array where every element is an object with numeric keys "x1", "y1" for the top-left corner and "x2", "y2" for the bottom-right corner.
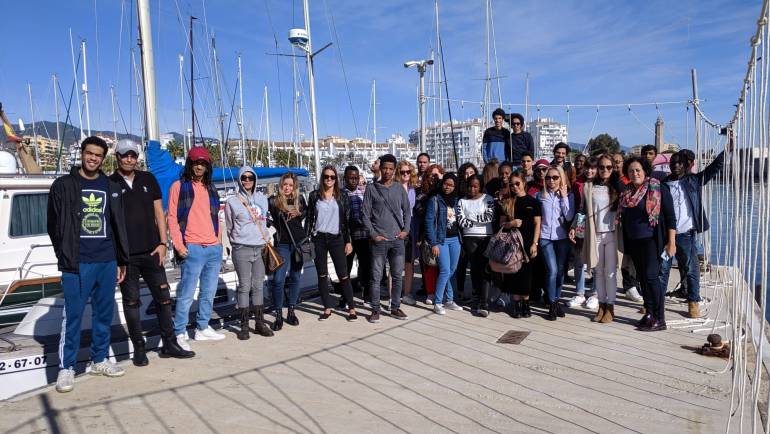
[
  {"x1": 570, "y1": 155, "x2": 620, "y2": 322},
  {"x1": 305, "y1": 166, "x2": 358, "y2": 321},
  {"x1": 528, "y1": 159, "x2": 550, "y2": 197},
  {"x1": 225, "y1": 167, "x2": 275, "y2": 339},
  {"x1": 397, "y1": 161, "x2": 420, "y2": 306},
  {"x1": 537, "y1": 166, "x2": 575, "y2": 320},
  {"x1": 618, "y1": 157, "x2": 676, "y2": 331},
  {"x1": 267, "y1": 172, "x2": 308, "y2": 330},
  {"x1": 414, "y1": 163, "x2": 444, "y2": 304},
  {"x1": 498, "y1": 171, "x2": 541, "y2": 317},
  {"x1": 566, "y1": 157, "x2": 599, "y2": 311},
  {"x1": 457, "y1": 174, "x2": 495, "y2": 316},
  {"x1": 424, "y1": 173, "x2": 463, "y2": 315}
]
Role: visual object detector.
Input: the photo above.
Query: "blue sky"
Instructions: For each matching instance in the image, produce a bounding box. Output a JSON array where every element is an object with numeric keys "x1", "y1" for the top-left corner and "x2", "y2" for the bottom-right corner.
[{"x1": 0, "y1": 0, "x2": 759, "y2": 149}]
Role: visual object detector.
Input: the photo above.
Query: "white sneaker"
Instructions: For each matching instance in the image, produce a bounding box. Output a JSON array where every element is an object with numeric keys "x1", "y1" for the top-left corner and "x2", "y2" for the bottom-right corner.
[
  {"x1": 626, "y1": 287, "x2": 643, "y2": 302},
  {"x1": 401, "y1": 294, "x2": 417, "y2": 306},
  {"x1": 567, "y1": 295, "x2": 586, "y2": 308},
  {"x1": 56, "y1": 368, "x2": 75, "y2": 393},
  {"x1": 176, "y1": 333, "x2": 192, "y2": 351},
  {"x1": 425, "y1": 295, "x2": 434, "y2": 305},
  {"x1": 434, "y1": 304, "x2": 446, "y2": 315},
  {"x1": 194, "y1": 326, "x2": 226, "y2": 341},
  {"x1": 585, "y1": 295, "x2": 599, "y2": 310},
  {"x1": 445, "y1": 301, "x2": 463, "y2": 311},
  {"x1": 89, "y1": 360, "x2": 125, "y2": 377}
]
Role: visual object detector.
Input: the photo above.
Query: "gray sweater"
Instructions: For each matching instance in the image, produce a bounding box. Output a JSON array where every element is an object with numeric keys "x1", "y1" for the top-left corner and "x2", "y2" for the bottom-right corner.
[
  {"x1": 362, "y1": 181, "x2": 412, "y2": 241},
  {"x1": 225, "y1": 166, "x2": 270, "y2": 246}
]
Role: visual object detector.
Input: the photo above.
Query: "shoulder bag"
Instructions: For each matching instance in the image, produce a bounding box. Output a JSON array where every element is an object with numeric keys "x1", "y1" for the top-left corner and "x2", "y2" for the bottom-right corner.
[
  {"x1": 281, "y1": 211, "x2": 315, "y2": 264},
  {"x1": 237, "y1": 195, "x2": 284, "y2": 274}
]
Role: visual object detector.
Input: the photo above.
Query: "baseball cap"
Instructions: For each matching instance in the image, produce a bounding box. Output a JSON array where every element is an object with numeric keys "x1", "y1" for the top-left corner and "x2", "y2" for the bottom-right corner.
[
  {"x1": 115, "y1": 139, "x2": 140, "y2": 156},
  {"x1": 534, "y1": 159, "x2": 550, "y2": 168},
  {"x1": 188, "y1": 146, "x2": 212, "y2": 163}
]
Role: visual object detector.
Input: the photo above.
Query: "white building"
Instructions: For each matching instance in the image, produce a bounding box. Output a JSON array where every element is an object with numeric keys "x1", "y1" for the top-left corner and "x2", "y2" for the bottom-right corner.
[
  {"x1": 411, "y1": 119, "x2": 484, "y2": 169},
  {"x1": 528, "y1": 118, "x2": 568, "y2": 160}
]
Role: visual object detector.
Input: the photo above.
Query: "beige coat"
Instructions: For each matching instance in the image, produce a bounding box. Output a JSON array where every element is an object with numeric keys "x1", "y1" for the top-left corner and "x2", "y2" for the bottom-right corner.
[{"x1": 579, "y1": 182, "x2": 620, "y2": 269}]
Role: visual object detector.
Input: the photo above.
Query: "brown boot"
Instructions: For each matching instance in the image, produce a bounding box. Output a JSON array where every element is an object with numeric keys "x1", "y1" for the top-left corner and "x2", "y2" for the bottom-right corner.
[
  {"x1": 600, "y1": 304, "x2": 614, "y2": 323},
  {"x1": 592, "y1": 303, "x2": 605, "y2": 322},
  {"x1": 688, "y1": 301, "x2": 703, "y2": 319}
]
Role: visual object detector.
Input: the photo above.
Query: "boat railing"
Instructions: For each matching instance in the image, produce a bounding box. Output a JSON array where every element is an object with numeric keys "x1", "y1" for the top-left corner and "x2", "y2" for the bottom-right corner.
[{"x1": 0, "y1": 243, "x2": 57, "y2": 281}]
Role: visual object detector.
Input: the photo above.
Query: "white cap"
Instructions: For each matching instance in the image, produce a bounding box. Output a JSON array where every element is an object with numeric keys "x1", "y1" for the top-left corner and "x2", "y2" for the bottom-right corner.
[{"x1": 115, "y1": 139, "x2": 140, "y2": 156}]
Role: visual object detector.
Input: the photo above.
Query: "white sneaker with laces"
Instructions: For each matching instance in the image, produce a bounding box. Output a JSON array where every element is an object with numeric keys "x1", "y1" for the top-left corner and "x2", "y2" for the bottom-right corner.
[
  {"x1": 626, "y1": 287, "x2": 643, "y2": 302},
  {"x1": 567, "y1": 295, "x2": 586, "y2": 308},
  {"x1": 402, "y1": 294, "x2": 417, "y2": 306},
  {"x1": 176, "y1": 333, "x2": 192, "y2": 351},
  {"x1": 89, "y1": 360, "x2": 125, "y2": 377},
  {"x1": 434, "y1": 304, "x2": 446, "y2": 315},
  {"x1": 585, "y1": 295, "x2": 599, "y2": 310},
  {"x1": 56, "y1": 368, "x2": 75, "y2": 393},
  {"x1": 194, "y1": 327, "x2": 226, "y2": 341},
  {"x1": 445, "y1": 301, "x2": 463, "y2": 311},
  {"x1": 425, "y1": 295, "x2": 434, "y2": 305}
]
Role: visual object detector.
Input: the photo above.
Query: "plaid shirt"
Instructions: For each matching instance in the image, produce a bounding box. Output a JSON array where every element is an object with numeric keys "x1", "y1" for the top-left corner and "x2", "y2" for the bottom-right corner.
[{"x1": 345, "y1": 185, "x2": 369, "y2": 240}]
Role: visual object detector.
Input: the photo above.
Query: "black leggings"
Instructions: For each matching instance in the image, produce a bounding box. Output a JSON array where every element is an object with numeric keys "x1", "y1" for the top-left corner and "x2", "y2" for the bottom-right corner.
[
  {"x1": 462, "y1": 236, "x2": 491, "y2": 309},
  {"x1": 627, "y1": 236, "x2": 665, "y2": 322},
  {"x1": 313, "y1": 232, "x2": 355, "y2": 309}
]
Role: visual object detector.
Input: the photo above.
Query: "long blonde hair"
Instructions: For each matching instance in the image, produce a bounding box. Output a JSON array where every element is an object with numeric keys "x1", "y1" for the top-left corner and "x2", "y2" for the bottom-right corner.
[
  {"x1": 276, "y1": 172, "x2": 301, "y2": 212},
  {"x1": 501, "y1": 171, "x2": 527, "y2": 219},
  {"x1": 398, "y1": 160, "x2": 418, "y2": 188},
  {"x1": 541, "y1": 166, "x2": 568, "y2": 199}
]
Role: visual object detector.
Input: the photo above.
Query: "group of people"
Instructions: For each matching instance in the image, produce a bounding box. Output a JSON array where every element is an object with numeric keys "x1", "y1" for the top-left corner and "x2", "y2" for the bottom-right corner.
[{"x1": 46, "y1": 108, "x2": 726, "y2": 392}]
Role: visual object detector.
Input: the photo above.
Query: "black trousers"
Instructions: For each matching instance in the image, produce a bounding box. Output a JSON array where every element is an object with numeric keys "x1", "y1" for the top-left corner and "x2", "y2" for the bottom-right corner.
[
  {"x1": 119, "y1": 252, "x2": 173, "y2": 342},
  {"x1": 462, "y1": 236, "x2": 491, "y2": 309},
  {"x1": 347, "y1": 238, "x2": 371, "y2": 295},
  {"x1": 626, "y1": 236, "x2": 665, "y2": 322},
  {"x1": 314, "y1": 232, "x2": 355, "y2": 309}
]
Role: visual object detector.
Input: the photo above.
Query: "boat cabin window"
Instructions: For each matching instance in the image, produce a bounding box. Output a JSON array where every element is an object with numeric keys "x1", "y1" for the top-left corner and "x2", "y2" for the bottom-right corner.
[{"x1": 10, "y1": 193, "x2": 48, "y2": 237}]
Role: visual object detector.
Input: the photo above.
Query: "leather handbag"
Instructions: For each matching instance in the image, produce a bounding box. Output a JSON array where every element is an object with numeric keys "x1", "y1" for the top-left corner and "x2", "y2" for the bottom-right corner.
[
  {"x1": 237, "y1": 194, "x2": 284, "y2": 274},
  {"x1": 281, "y1": 212, "x2": 315, "y2": 264}
]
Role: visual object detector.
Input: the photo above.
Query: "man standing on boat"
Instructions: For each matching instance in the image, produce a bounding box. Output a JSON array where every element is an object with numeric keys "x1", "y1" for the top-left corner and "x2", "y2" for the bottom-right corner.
[
  {"x1": 508, "y1": 113, "x2": 534, "y2": 169},
  {"x1": 659, "y1": 147, "x2": 726, "y2": 318},
  {"x1": 110, "y1": 139, "x2": 195, "y2": 365},
  {"x1": 47, "y1": 136, "x2": 130, "y2": 393},
  {"x1": 167, "y1": 147, "x2": 226, "y2": 348},
  {"x1": 482, "y1": 108, "x2": 511, "y2": 164},
  {"x1": 362, "y1": 154, "x2": 411, "y2": 323}
]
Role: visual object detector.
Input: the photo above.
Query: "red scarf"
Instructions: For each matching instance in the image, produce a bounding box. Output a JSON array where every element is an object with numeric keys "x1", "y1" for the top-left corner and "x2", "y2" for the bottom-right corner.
[{"x1": 617, "y1": 177, "x2": 662, "y2": 227}]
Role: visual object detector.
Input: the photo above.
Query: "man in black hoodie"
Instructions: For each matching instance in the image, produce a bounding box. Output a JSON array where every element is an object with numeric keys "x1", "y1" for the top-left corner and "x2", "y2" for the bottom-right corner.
[
  {"x1": 507, "y1": 113, "x2": 534, "y2": 168},
  {"x1": 48, "y1": 136, "x2": 130, "y2": 393}
]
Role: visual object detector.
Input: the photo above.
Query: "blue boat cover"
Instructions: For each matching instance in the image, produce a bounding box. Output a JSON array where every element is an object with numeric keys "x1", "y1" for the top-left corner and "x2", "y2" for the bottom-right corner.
[{"x1": 145, "y1": 140, "x2": 309, "y2": 209}]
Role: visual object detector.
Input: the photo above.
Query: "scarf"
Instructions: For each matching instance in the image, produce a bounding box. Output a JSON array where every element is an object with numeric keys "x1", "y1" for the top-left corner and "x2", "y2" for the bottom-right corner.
[{"x1": 617, "y1": 177, "x2": 661, "y2": 227}]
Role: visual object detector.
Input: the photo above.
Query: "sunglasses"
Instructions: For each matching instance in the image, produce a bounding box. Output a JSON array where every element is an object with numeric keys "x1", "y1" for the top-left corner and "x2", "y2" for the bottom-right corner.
[
  {"x1": 511, "y1": 122, "x2": 521, "y2": 125},
  {"x1": 537, "y1": 167, "x2": 549, "y2": 171},
  {"x1": 400, "y1": 170, "x2": 411, "y2": 175},
  {"x1": 545, "y1": 175, "x2": 560, "y2": 181},
  {"x1": 511, "y1": 181, "x2": 523, "y2": 187},
  {"x1": 323, "y1": 174, "x2": 337, "y2": 180},
  {"x1": 192, "y1": 160, "x2": 208, "y2": 166},
  {"x1": 599, "y1": 165, "x2": 613, "y2": 170},
  {"x1": 240, "y1": 175, "x2": 256, "y2": 181}
]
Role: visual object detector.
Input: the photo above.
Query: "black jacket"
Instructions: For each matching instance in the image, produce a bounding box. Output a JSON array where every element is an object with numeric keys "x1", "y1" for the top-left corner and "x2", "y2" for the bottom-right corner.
[
  {"x1": 47, "y1": 167, "x2": 130, "y2": 273},
  {"x1": 267, "y1": 194, "x2": 307, "y2": 246},
  {"x1": 304, "y1": 189, "x2": 352, "y2": 244},
  {"x1": 663, "y1": 151, "x2": 725, "y2": 233}
]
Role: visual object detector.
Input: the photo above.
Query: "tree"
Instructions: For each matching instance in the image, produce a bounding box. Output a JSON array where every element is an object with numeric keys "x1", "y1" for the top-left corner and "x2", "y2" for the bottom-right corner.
[
  {"x1": 166, "y1": 140, "x2": 185, "y2": 159},
  {"x1": 587, "y1": 133, "x2": 621, "y2": 156}
]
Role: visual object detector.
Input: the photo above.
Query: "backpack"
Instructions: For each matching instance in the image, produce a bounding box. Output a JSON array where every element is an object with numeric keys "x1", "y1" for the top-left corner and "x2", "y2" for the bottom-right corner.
[{"x1": 485, "y1": 228, "x2": 528, "y2": 274}]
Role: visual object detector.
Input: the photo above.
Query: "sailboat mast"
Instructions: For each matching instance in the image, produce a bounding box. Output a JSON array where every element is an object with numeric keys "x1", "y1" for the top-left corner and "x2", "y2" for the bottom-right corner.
[
  {"x1": 238, "y1": 55, "x2": 246, "y2": 164},
  {"x1": 190, "y1": 16, "x2": 196, "y2": 148},
  {"x1": 27, "y1": 83, "x2": 40, "y2": 167},
  {"x1": 53, "y1": 74, "x2": 62, "y2": 162},
  {"x1": 265, "y1": 84, "x2": 272, "y2": 166},
  {"x1": 69, "y1": 29, "x2": 85, "y2": 140},
  {"x1": 212, "y1": 36, "x2": 226, "y2": 165},
  {"x1": 82, "y1": 40, "x2": 92, "y2": 137},
  {"x1": 137, "y1": 0, "x2": 159, "y2": 141},
  {"x1": 303, "y1": 0, "x2": 321, "y2": 179},
  {"x1": 179, "y1": 54, "x2": 187, "y2": 152},
  {"x1": 110, "y1": 85, "x2": 118, "y2": 143}
]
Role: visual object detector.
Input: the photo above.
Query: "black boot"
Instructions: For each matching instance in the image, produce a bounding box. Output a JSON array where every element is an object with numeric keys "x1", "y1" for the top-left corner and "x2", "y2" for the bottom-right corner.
[
  {"x1": 237, "y1": 308, "x2": 250, "y2": 340},
  {"x1": 286, "y1": 305, "x2": 300, "y2": 326},
  {"x1": 160, "y1": 336, "x2": 195, "y2": 359},
  {"x1": 547, "y1": 302, "x2": 558, "y2": 321},
  {"x1": 252, "y1": 305, "x2": 274, "y2": 337},
  {"x1": 555, "y1": 302, "x2": 565, "y2": 318},
  {"x1": 132, "y1": 340, "x2": 149, "y2": 367},
  {"x1": 511, "y1": 300, "x2": 522, "y2": 319},
  {"x1": 522, "y1": 300, "x2": 532, "y2": 318},
  {"x1": 272, "y1": 308, "x2": 284, "y2": 331}
]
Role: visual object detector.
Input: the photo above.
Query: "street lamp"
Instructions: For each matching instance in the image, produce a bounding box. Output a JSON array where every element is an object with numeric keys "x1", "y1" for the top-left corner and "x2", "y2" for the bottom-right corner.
[{"x1": 404, "y1": 59, "x2": 434, "y2": 153}]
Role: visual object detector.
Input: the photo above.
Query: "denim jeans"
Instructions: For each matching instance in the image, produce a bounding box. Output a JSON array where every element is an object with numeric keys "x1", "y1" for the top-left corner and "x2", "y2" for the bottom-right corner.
[
  {"x1": 539, "y1": 238, "x2": 571, "y2": 303},
  {"x1": 270, "y1": 243, "x2": 303, "y2": 311},
  {"x1": 60, "y1": 260, "x2": 117, "y2": 369},
  {"x1": 231, "y1": 243, "x2": 266, "y2": 308},
  {"x1": 435, "y1": 236, "x2": 462, "y2": 305},
  {"x1": 369, "y1": 239, "x2": 404, "y2": 312},
  {"x1": 659, "y1": 231, "x2": 701, "y2": 302},
  {"x1": 173, "y1": 244, "x2": 223, "y2": 335}
]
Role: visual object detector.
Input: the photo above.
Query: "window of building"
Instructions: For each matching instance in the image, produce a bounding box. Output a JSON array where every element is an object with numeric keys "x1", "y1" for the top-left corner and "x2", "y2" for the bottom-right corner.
[{"x1": 10, "y1": 193, "x2": 49, "y2": 237}]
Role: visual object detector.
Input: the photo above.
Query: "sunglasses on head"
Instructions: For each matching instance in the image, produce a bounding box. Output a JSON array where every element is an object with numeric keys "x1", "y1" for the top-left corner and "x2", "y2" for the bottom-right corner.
[
  {"x1": 240, "y1": 175, "x2": 256, "y2": 181},
  {"x1": 545, "y1": 175, "x2": 560, "y2": 181},
  {"x1": 323, "y1": 174, "x2": 337, "y2": 180}
]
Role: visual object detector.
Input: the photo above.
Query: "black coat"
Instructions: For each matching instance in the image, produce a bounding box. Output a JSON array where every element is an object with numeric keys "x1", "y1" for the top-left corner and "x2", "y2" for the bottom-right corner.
[
  {"x1": 663, "y1": 151, "x2": 725, "y2": 233},
  {"x1": 47, "y1": 167, "x2": 130, "y2": 273},
  {"x1": 304, "y1": 189, "x2": 352, "y2": 244}
]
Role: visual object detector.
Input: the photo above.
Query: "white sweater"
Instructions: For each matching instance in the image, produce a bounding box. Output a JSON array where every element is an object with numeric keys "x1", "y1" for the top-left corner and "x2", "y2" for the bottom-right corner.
[{"x1": 457, "y1": 194, "x2": 495, "y2": 237}]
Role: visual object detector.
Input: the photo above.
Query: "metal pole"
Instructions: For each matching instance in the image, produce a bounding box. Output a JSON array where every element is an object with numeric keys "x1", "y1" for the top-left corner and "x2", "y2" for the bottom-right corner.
[
  {"x1": 137, "y1": 0, "x2": 159, "y2": 141},
  {"x1": 212, "y1": 36, "x2": 226, "y2": 165},
  {"x1": 179, "y1": 54, "x2": 187, "y2": 152},
  {"x1": 69, "y1": 29, "x2": 84, "y2": 140},
  {"x1": 525, "y1": 72, "x2": 530, "y2": 124},
  {"x1": 82, "y1": 40, "x2": 92, "y2": 137},
  {"x1": 27, "y1": 83, "x2": 40, "y2": 166},
  {"x1": 418, "y1": 67, "x2": 427, "y2": 154},
  {"x1": 190, "y1": 16, "x2": 196, "y2": 147},
  {"x1": 110, "y1": 85, "x2": 118, "y2": 143},
  {"x1": 238, "y1": 55, "x2": 246, "y2": 164},
  {"x1": 304, "y1": 0, "x2": 321, "y2": 179},
  {"x1": 374, "y1": 80, "x2": 380, "y2": 154},
  {"x1": 265, "y1": 84, "x2": 272, "y2": 166},
  {"x1": 53, "y1": 74, "x2": 62, "y2": 168},
  {"x1": 691, "y1": 68, "x2": 700, "y2": 158}
]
